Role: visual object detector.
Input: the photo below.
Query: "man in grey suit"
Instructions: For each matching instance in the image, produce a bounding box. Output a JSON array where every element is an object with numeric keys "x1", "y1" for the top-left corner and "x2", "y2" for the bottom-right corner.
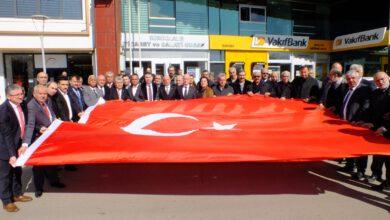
[
  {"x1": 82, "y1": 75, "x2": 102, "y2": 107},
  {"x1": 177, "y1": 74, "x2": 197, "y2": 100},
  {"x1": 19, "y1": 85, "x2": 65, "y2": 198}
]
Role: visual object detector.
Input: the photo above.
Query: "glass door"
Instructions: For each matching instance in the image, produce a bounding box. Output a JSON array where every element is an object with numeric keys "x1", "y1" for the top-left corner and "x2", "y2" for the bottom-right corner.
[{"x1": 4, "y1": 54, "x2": 34, "y2": 92}]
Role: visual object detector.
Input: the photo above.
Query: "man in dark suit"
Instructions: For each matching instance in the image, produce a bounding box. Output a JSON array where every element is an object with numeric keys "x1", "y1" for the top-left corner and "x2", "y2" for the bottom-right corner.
[
  {"x1": 25, "y1": 71, "x2": 48, "y2": 103},
  {"x1": 0, "y1": 84, "x2": 32, "y2": 212},
  {"x1": 251, "y1": 69, "x2": 275, "y2": 96},
  {"x1": 227, "y1": 67, "x2": 238, "y2": 86},
  {"x1": 275, "y1": 71, "x2": 294, "y2": 99},
  {"x1": 19, "y1": 85, "x2": 65, "y2": 198},
  {"x1": 53, "y1": 77, "x2": 81, "y2": 122},
  {"x1": 363, "y1": 72, "x2": 390, "y2": 183},
  {"x1": 177, "y1": 74, "x2": 197, "y2": 100},
  {"x1": 109, "y1": 76, "x2": 130, "y2": 101},
  {"x1": 233, "y1": 71, "x2": 253, "y2": 95},
  {"x1": 68, "y1": 75, "x2": 87, "y2": 113},
  {"x1": 319, "y1": 69, "x2": 348, "y2": 115},
  {"x1": 97, "y1": 74, "x2": 111, "y2": 100},
  {"x1": 158, "y1": 75, "x2": 177, "y2": 100},
  {"x1": 339, "y1": 69, "x2": 372, "y2": 180},
  {"x1": 128, "y1": 74, "x2": 144, "y2": 102},
  {"x1": 349, "y1": 64, "x2": 376, "y2": 90},
  {"x1": 140, "y1": 73, "x2": 158, "y2": 101},
  {"x1": 292, "y1": 66, "x2": 319, "y2": 102}
]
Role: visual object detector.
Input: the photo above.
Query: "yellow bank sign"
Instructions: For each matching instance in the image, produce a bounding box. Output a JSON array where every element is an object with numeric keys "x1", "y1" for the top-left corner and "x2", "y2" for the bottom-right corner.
[{"x1": 252, "y1": 34, "x2": 309, "y2": 49}]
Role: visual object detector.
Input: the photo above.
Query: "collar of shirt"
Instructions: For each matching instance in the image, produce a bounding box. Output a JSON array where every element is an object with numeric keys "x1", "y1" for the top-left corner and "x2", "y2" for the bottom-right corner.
[{"x1": 58, "y1": 89, "x2": 67, "y2": 96}]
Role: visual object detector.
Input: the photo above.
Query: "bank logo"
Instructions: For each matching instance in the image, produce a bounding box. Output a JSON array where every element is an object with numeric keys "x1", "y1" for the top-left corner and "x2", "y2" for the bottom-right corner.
[
  {"x1": 333, "y1": 27, "x2": 386, "y2": 50},
  {"x1": 252, "y1": 35, "x2": 309, "y2": 49}
]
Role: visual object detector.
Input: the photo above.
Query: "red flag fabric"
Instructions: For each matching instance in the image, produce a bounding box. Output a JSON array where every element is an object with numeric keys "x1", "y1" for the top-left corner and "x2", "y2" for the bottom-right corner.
[{"x1": 15, "y1": 95, "x2": 390, "y2": 166}]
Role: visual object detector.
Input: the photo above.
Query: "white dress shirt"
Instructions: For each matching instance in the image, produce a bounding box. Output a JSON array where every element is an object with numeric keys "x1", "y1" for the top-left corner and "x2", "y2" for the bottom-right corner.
[
  {"x1": 59, "y1": 90, "x2": 73, "y2": 120},
  {"x1": 9, "y1": 101, "x2": 25, "y2": 133},
  {"x1": 132, "y1": 84, "x2": 139, "y2": 96},
  {"x1": 117, "y1": 89, "x2": 122, "y2": 100}
]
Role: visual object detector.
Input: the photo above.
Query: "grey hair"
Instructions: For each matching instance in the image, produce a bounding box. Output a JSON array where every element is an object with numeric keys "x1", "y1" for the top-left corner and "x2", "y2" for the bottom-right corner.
[
  {"x1": 5, "y1": 84, "x2": 23, "y2": 96},
  {"x1": 33, "y1": 84, "x2": 47, "y2": 94},
  {"x1": 345, "y1": 69, "x2": 360, "y2": 77},
  {"x1": 46, "y1": 81, "x2": 57, "y2": 87},
  {"x1": 229, "y1": 67, "x2": 237, "y2": 72},
  {"x1": 349, "y1": 64, "x2": 363, "y2": 74},
  {"x1": 281, "y1": 71, "x2": 290, "y2": 77},
  {"x1": 114, "y1": 76, "x2": 123, "y2": 82},
  {"x1": 105, "y1": 71, "x2": 114, "y2": 76},
  {"x1": 252, "y1": 69, "x2": 261, "y2": 75},
  {"x1": 217, "y1": 73, "x2": 227, "y2": 79}
]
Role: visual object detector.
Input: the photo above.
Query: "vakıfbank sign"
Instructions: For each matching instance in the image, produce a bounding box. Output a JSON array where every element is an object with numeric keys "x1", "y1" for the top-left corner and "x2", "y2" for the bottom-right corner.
[
  {"x1": 333, "y1": 27, "x2": 387, "y2": 50},
  {"x1": 252, "y1": 34, "x2": 309, "y2": 49}
]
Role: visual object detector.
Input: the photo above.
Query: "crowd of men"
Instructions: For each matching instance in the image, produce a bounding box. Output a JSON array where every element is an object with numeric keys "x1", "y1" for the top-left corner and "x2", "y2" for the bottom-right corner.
[{"x1": 0, "y1": 63, "x2": 389, "y2": 212}]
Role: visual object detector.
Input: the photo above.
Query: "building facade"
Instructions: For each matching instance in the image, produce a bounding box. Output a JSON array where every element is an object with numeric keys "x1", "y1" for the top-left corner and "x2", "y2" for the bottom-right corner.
[
  {"x1": 0, "y1": 0, "x2": 95, "y2": 102},
  {"x1": 120, "y1": 0, "x2": 389, "y2": 80}
]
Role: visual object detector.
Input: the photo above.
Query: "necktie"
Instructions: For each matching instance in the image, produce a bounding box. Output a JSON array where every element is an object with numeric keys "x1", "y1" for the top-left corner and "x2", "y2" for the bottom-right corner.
[
  {"x1": 118, "y1": 90, "x2": 122, "y2": 100},
  {"x1": 184, "y1": 86, "x2": 188, "y2": 97},
  {"x1": 165, "y1": 86, "x2": 169, "y2": 94},
  {"x1": 16, "y1": 105, "x2": 25, "y2": 139},
  {"x1": 342, "y1": 89, "x2": 353, "y2": 120},
  {"x1": 92, "y1": 88, "x2": 98, "y2": 97},
  {"x1": 148, "y1": 85, "x2": 153, "y2": 101},
  {"x1": 41, "y1": 103, "x2": 52, "y2": 122}
]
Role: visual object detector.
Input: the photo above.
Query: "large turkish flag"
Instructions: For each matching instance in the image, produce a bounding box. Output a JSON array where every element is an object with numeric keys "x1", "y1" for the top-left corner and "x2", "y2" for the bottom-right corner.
[{"x1": 16, "y1": 95, "x2": 390, "y2": 166}]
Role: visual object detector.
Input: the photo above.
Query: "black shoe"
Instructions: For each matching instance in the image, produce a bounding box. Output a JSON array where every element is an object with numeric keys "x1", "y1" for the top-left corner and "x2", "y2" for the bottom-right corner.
[
  {"x1": 65, "y1": 165, "x2": 77, "y2": 171},
  {"x1": 352, "y1": 172, "x2": 365, "y2": 181},
  {"x1": 35, "y1": 191, "x2": 43, "y2": 198},
  {"x1": 50, "y1": 182, "x2": 66, "y2": 188},
  {"x1": 367, "y1": 175, "x2": 383, "y2": 183},
  {"x1": 337, "y1": 166, "x2": 354, "y2": 173}
]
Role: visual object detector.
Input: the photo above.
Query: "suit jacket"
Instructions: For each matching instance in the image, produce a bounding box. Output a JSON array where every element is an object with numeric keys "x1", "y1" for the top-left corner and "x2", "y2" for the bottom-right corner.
[
  {"x1": 252, "y1": 80, "x2": 276, "y2": 96},
  {"x1": 158, "y1": 85, "x2": 178, "y2": 100},
  {"x1": 0, "y1": 100, "x2": 27, "y2": 160},
  {"x1": 53, "y1": 91, "x2": 79, "y2": 122},
  {"x1": 177, "y1": 85, "x2": 197, "y2": 100},
  {"x1": 127, "y1": 85, "x2": 144, "y2": 102},
  {"x1": 292, "y1": 76, "x2": 320, "y2": 102},
  {"x1": 140, "y1": 83, "x2": 158, "y2": 101},
  {"x1": 82, "y1": 85, "x2": 102, "y2": 107},
  {"x1": 23, "y1": 98, "x2": 56, "y2": 146},
  {"x1": 68, "y1": 87, "x2": 87, "y2": 112},
  {"x1": 340, "y1": 83, "x2": 372, "y2": 122},
  {"x1": 366, "y1": 87, "x2": 390, "y2": 130},
  {"x1": 109, "y1": 87, "x2": 130, "y2": 101},
  {"x1": 275, "y1": 81, "x2": 294, "y2": 99},
  {"x1": 97, "y1": 85, "x2": 111, "y2": 100},
  {"x1": 324, "y1": 82, "x2": 348, "y2": 115},
  {"x1": 233, "y1": 80, "x2": 253, "y2": 95}
]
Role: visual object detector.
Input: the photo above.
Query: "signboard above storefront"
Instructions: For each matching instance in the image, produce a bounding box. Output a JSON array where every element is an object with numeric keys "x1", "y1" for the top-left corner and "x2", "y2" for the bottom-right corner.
[
  {"x1": 333, "y1": 27, "x2": 387, "y2": 50},
  {"x1": 125, "y1": 34, "x2": 209, "y2": 50},
  {"x1": 252, "y1": 34, "x2": 310, "y2": 49},
  {"x1": 209, "y1": 35, "x2": 332, "y2": 52}
]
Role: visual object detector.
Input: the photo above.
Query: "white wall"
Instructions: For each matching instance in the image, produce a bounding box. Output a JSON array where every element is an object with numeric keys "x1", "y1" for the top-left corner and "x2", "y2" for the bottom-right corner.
[{"x1": 0, "y1": 0, "x2": 93, "y2": 51}]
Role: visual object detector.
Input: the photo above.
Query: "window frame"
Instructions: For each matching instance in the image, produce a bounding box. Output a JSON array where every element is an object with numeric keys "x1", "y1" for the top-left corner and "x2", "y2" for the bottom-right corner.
[
  {"x1": 0, "y1": 0, "x2": 83, "y2": 20},
  {"x1": 239, "y1": 4, "x2": 266, "y2": 24},
  {"x1": 148, "y1": 0, "x2": 176, "y2": 20}
]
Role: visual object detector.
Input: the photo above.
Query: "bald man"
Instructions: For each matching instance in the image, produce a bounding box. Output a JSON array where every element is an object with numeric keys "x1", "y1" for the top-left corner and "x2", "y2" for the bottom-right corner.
[{"x1": 363, "y1": 72, "x2": 390, "y2": 184}]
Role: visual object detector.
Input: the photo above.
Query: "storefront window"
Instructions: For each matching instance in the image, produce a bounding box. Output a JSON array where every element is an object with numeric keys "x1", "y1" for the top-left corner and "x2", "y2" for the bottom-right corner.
[
  {"x1": 150, "y1": 0, "x2": 175, "y2": 18},
  {"x1": 67, "y1": 54, "x2": 93, "y2": 82},
  {"x1": 4, "y1": 54, "x2": 34, "y2": 92}
]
